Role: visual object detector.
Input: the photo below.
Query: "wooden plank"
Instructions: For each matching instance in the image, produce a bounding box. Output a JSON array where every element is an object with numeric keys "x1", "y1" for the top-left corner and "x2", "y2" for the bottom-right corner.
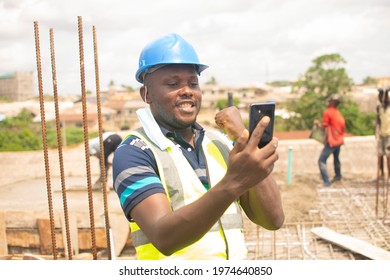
[
  {"x1": 78, "y1": 228, "x2": 107, "y2": 250},
  {"x1": 0, "y1": 254, "x2": 54, "y2": 260},
  {"x1": 0, "y1": 212, "x2": 8, "y2": 255},
  {"x1": 6, "y1": 229, "x2": 64, "y2": 249},
  {"x1": 37, "y1": 218, "x2": 53, "y2": 255},
  {"x1": 5, "y1": 211, "x2": 104, "y2": 228},
  {"x1": 6, "y1": 229, "x2": 41, "y2": 247},
  {"x1": 60, "y1": 212, "x2": 79, "y2": 257},
  {"x1": 6, "y1": 227, "x2": 107, "y2": 250},
  {"x1": 22, "y1": 253, "x2": 46, "y2": 260},
  {"x1": 311, "y1": 226, "x2": 390, "y2": 260}
]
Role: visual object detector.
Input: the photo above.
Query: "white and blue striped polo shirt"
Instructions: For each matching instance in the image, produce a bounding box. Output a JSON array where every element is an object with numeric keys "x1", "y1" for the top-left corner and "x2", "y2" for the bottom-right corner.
[{"x1": 112, "y1": 123, "x2": 208, "y2": 222}]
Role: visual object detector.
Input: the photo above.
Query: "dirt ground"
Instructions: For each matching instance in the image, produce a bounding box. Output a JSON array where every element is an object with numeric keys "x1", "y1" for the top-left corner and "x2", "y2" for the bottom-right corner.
[
  {"x1": 276, "y1": 173, "x2": 318, "y2": 223},
  {"x1": 243, "y1": 171, "x2": 390, "y2": 260}
]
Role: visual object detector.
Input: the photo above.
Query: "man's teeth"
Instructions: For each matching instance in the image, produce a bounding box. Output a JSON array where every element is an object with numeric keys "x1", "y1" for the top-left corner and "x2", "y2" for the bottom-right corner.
[{"x1": 179, "y1": 103, "x2": 192, "y2": 108}]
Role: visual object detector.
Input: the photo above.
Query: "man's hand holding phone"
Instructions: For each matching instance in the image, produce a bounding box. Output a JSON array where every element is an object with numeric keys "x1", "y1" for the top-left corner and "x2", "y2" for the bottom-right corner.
[
  {"x1": 249, "y1": 102, "x2": 275, "y2": 148},
  {"x1": 226, "y1": 114, "x2": 278, "y2": 190}
]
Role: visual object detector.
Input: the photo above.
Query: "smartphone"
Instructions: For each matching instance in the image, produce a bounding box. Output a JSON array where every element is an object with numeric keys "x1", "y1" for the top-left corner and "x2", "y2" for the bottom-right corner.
[{"x1": 249, "y1": 102, "x2": 275, "y2": 148}]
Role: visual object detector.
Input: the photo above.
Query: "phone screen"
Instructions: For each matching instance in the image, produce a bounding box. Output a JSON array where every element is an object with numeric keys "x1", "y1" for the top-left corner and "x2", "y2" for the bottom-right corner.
[{"x1": 249, "y1": 102, "x2": 275, "y2": 148}]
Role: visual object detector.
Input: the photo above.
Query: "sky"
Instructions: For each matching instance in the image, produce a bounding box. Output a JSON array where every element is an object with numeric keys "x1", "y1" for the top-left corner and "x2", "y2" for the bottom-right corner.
[{"x1": 1, "y1": 0, "x2": 389, "y2": 95}]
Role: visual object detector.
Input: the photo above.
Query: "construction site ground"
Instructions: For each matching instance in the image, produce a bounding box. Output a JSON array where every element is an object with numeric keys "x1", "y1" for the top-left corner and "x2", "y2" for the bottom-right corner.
[
  {"x1": 245, "y1": 172, "x2": 390, "y2": 260},
  {"x1": 1, "y1": 133, "x2": 390, "y2": 260}
]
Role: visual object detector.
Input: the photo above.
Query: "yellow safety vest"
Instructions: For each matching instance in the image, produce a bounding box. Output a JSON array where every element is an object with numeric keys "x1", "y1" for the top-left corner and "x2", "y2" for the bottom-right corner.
[
  {"x1": 380, "y1": 107, "x2": 390, "y2": 136},
  {"x1": 127, "y1": 127, "x2": 247, "y2": 260}
]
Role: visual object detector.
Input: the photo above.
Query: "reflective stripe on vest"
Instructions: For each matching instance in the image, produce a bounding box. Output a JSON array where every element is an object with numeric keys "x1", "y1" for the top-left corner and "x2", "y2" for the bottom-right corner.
[{"x1": 127, "y1": 128, "x2": 246, "y2": 260}]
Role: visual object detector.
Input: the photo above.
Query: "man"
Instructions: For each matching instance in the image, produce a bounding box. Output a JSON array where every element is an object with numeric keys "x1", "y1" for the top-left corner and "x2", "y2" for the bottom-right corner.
[
  {"x1": 89, "y1": 131, "x2": 122, "y2": 189},
  {"x1": 316, "y1": 94, "x2": 346, "y2": 187},
  {"x1": 112, "y1": 33, "x2": 284, "y2": 260},
  {"x1": 377, "y1": 88, "x2": 390, "y2": 179},
  {"x1": 376, "y1": 88, "x2": 385, "y2": 178}
]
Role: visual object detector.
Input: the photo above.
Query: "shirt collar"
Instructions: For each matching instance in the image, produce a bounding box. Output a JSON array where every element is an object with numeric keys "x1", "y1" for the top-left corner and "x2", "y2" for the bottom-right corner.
[
  {"x1": 162, "y1": 123, "x2": 203, "y2": 139},
  {"x1": 161, "y1": 123, "x2": 204, "y2": 149},
  {"x1": 136, "y1": 106, "x2": 205, "y2": 150}
]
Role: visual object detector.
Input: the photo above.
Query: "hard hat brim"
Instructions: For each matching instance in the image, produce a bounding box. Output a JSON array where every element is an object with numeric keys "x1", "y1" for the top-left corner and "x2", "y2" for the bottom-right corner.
[{"x1": 136, "y1": 62, "x2": 208, "y2": 84}]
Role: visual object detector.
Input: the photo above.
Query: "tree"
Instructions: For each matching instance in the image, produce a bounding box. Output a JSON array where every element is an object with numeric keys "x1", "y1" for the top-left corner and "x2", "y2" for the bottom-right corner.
[
  {"x1": 285, "y1": 53, "x2": 374, "y2": 135},
  {"x1": 292, "y1": 53, "x2": 353, "y2": 98},
  {"x1": 362, "y1": 76, "x2": 377, "y2": 85},
  {"x1": 0, "y1": 109, "x2": 89, "y2": 151},
  {"x1": 287, "y1": 53, "x2": 353, "y2": 129},
  {"x1": 215, "y1": 98, "x2": 240, "y2": 110},
  {"x1": 268, "y1": 80, "x2": 291, "y2": 87},
  {"x1": 0, "y1": 109, "x2": 41, "y2": 151},
  {"x1": 121, "y1": 84, "x2": 135, "y2": 92},
  {"x1": 205, "y1": 76, "x2": 217, "y2": 85}
]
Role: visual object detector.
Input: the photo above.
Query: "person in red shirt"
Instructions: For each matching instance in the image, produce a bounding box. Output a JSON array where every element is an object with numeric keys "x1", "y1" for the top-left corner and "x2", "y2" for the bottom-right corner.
[{"x1": 315, "y1": 94, "x2": 346, "y2": 186}]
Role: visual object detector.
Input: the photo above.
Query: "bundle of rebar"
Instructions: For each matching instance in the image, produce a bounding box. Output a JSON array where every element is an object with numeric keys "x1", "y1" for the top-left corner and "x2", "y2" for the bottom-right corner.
[{"x1": 33, "y1": 16, "x2": 112, "y2": 260}]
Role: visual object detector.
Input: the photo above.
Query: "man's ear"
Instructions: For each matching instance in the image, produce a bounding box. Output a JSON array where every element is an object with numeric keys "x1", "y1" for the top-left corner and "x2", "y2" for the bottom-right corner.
[{"x1": 140, "y1": 85, "x2": 150, "y2": 104}]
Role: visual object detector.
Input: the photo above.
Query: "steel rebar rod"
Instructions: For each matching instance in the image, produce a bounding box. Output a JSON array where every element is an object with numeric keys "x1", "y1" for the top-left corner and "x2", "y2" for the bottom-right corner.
[
  {"x1": 49, "y1": 28, "x2": 73, "y2": 260},
  {"x1": 384, "y1": 178, "x2": 388, "y2": 220},
  {"x1": 376, "y1": 159, "x2": 380, "y2": 217},
  {"x1": 34, "y1": 21, "x2": 58, "y2": 260},
  {"x1": 77, "y1": 16, "x2": 97, "y2": 260},
  {"x1": 273, "y1": 231, "x2": 276, "y2": 260},
  {"x1": 92, "y1": 25, "x2": 112, "y2": 259}
]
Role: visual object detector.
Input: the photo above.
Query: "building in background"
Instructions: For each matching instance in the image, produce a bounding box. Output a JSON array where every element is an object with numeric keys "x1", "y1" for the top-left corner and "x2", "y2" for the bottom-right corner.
[
  {"x1": 376, "y1": 77, "x2": 390, "y2": 88},
  {"x1": 0, "y1": 71, "x2": 34, "y2": 101}
]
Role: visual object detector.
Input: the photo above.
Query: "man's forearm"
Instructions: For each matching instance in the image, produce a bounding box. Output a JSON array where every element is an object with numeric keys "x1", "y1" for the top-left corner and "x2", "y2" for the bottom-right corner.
[
  {"x1": 239, "y1": 175, "x2": 284, "y2": 230},
  {"x1": 136, "y1": 177, "x2": 242, "y2": 255}
]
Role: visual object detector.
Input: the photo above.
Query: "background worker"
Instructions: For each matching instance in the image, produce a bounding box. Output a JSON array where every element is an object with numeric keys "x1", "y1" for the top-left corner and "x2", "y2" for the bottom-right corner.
[
  {"x1": 314, "y1": 94, "x2": 346, "y2": 187},
  {"x1": 89, "y1": 131, "x2": 122, "y2": 189},
  {"x1": 377, "y1": 88, "x2": 390, "y2": 179},
  {"x1": 112, "y1": 33, "x2": 284, "y2": 260},
  {"x1": 376, "y1": 88, "x2": 385, "y2": 178}
]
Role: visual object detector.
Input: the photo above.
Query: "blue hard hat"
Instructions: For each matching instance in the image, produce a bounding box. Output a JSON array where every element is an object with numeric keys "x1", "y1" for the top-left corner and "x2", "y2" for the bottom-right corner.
[{"x1": 135, "y1": 33, "x2": 208, "y2": 83}]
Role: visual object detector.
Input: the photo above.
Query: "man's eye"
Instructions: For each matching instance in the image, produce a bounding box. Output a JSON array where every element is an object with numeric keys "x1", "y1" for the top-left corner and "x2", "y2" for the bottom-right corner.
[{"x1": 167, "y1": 82, "x2": 178, "y2": 86}]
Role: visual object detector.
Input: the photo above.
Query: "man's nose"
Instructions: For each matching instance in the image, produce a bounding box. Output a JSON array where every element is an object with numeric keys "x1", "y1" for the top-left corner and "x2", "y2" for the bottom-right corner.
[{"x1": 178, "y1": 85, "x2": 193, "y2": 96}]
